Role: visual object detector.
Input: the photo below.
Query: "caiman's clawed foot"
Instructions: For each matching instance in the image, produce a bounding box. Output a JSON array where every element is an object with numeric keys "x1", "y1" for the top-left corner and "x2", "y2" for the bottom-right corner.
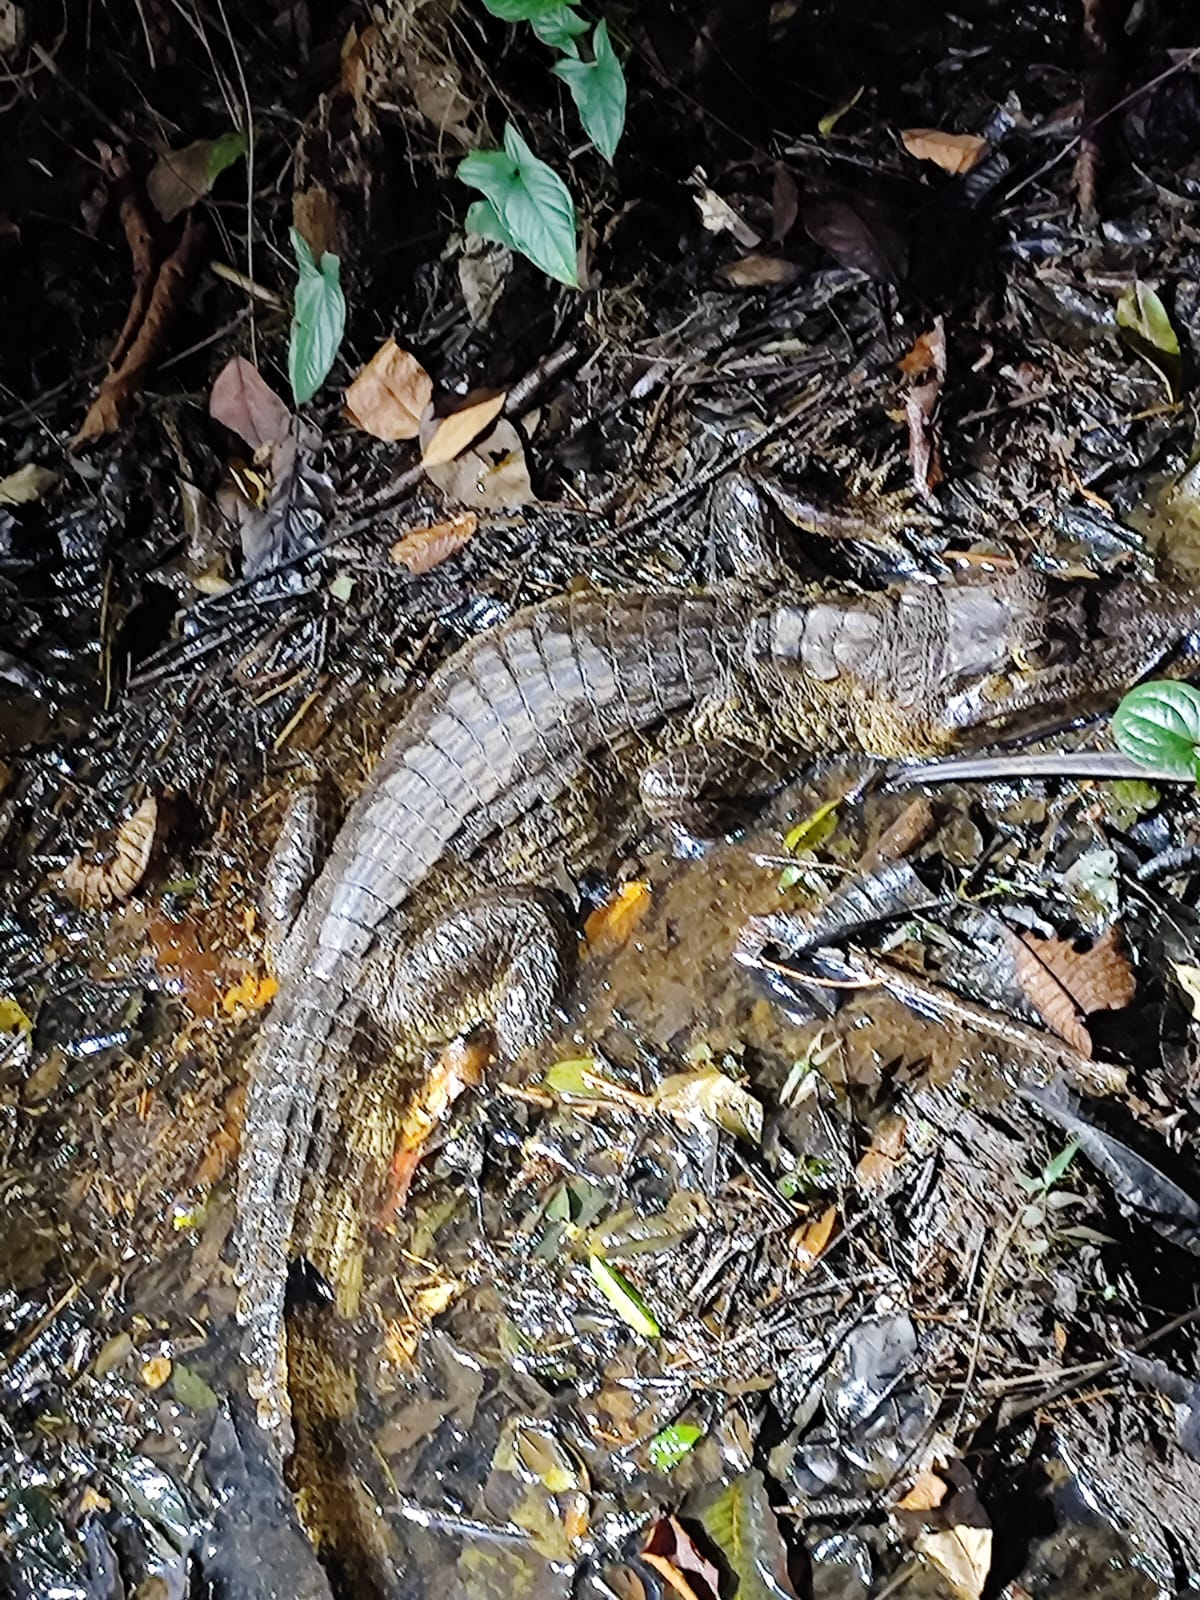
[{"x1": 357, "y1": 888, "x2": 573, "y2": 1057}]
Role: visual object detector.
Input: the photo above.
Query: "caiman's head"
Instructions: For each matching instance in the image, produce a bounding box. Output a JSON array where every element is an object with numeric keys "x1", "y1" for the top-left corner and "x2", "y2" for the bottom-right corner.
[{"x1": 749, "y1": 569, "x2": 1200, "y2": 756}]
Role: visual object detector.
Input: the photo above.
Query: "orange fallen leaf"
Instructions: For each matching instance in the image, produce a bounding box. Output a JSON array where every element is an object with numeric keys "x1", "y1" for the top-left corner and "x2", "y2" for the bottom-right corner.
[
  {"x1": 345, "y1": 339, "x2": 433, "y2": 441},
  {"x1": 898, "y1": 327, "x2": 946, "y2": 378},
  {"x1": 1022, "y1": 926, "x2": 1135, "y2": 1015},
  {"x1": 390, "y1": 511, "x2": 478, "y2": 574},
  {"x1": 792, "y1": 1204, "x2": 838, "y2": 1271},
  {"x1": 220, "y1": 972, "x2": 280, "y2": 1016},
  {"x1": 583, "y1": 881, "x2": 652, "y2": 958},
  {"x1": 421, "y1": 390, "x2": 507, "y2": 467},
  {"x1": 380, "y1": 1035, "x2": 489, "y2": 1224},
  {"x1": 897, "y1": 1470, "x2": 949, "y2": 1512},
  {"x1": 900, "y1": 128, "x2": 988, "y2": 174}
]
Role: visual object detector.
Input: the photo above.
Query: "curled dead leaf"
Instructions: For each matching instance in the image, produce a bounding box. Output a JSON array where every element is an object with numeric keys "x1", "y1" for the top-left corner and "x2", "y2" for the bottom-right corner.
[
  {"x1": 896, "y1": 1470, "x2": 949, "y2": 1512},
  {"x1": 345, "y1": 339, "x2": 433, "y2": 441},
  {"x1": 209, "y1": 356, "x2": 292, "y2": 450},
  {"x1": 642, "y1": 1516, "x2": 720, "y2": 1600},
  {"x1": 855, "y1": 1114, "x2": 907, "y2": 1193},
  {"x1": 390, "y1": 512, "x2": 478, "y2": 575},
  {"x1": 421, "y1": 391, "x2": 508, "y2": 467},
  {"x1": 914, "y1": 1525, "x2": 992, "y2": 1600},
  {"x1": 1004, "y1": 925, "x2": 1134, "y2": 1057},
  {"x1": 62, "y1": 796, "x2": 158, "y2": 909},
  {"x1": 424, "y1": 418, "x2": 535, "y2": 511},
  {"x1": 900, "y1": 128, "x2": 988, "y2": 174}
]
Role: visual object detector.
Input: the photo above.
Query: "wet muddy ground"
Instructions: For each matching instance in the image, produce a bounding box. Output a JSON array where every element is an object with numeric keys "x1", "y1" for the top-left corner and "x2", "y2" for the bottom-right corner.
[{"x1": 7, "y1": 0, "x2": 1200, "y2": 1596}]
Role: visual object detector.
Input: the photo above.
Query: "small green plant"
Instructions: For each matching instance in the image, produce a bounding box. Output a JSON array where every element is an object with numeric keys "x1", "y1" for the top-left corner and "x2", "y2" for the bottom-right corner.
[
  {"x1": 461, "y1": 0, "x2": 627, "y2": 284},
  {"x1": 288, "y1": 228, "x2": 346, "y2": 406},
  {"x1": 1112, "y1": 680, "x2": 1200, "y2": 780}
]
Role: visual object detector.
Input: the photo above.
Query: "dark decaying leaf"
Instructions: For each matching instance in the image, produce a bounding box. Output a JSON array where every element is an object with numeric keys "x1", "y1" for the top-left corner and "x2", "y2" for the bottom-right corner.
[
  {"x1": 771, "y1": 163, "x2": 799, "y2": 241},
  {"x1": 693, "y1": 1470, "x2": 799, "y2": 1600},
  {"x1": 1023, "y1": 1082, "x2": 1200, "y2": 1254},
  {"x1": 147, "y1": 130, "x2": 246, "y2": 223},
  {"x1": 642, "y1": 1517, "x2": 720, "y2": 1600},
  {"x1": 222, "y1": 422, "x2": 334, "y2": 580},
  {"x1": 801, "y1": 193, "x2": 908, "y2": 284},
  {"x1": 209, "y1": 356, "x2": 293, "y2": 450}
]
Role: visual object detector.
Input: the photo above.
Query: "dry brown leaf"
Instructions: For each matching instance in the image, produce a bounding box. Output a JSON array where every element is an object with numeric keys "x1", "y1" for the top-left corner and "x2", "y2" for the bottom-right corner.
[
  {"x1": 896, "y1": 1471, "x2": 949, "y2": 1512},
  {"x1": 898, "y1": 327, "x2": 947, "y2": 378},
  {"x1": 293, "y1": 184, "x2": 339, "y2": 263},
  {"x1": 1022, "y1": 926, "x2": 1135, "y2": 1015},
  {"x1": 583, "y1": 880, "x2": 652, "y2": 957},
  {"x1": 390, "y1": 512, "x2": 478, "y2": 575},
  {"x1": 146, "y1": 135, "x2": 243, "y2": 223},
  {"x1": 421, "y1": 391, "x2": 508, "y2": 467},
  {"x1": 0, "y1": 464, "x2": 58, "y2": 506},
  {"x1": 692, "y1": 179, "x2": 761, "y2": 247},
  {"x1": 209, "y1": 356, "x2": 292, "y2": 450},
  {"x1": 719, "y1": 254, "x2": 802, "y2": 288},
  {"x1": 901, "y1": 128, "x2": 988, "y2": 174},
  {"x1": 424, "y1": 418, "x2": 536, "y2": 511},
  {"x1": 345, "y1": 339, "x2": 433, "y2": 441},
  {"x1": 101, "y1": 148, "x2": 157, "y2": 373},
  {"x1": 791, "y1": 1204, "x2": 838, "y2": 1271},
  {"x1": 900, "y1": 318, "x2": 945, "y2": 500},
  {"x1": 914, "y1": 1525, "x2": 992, "y2": 1600},
  {"x1": 1003, "y1": 928, "x2": 1093, "y2": 1055},
  {"x1": 856, "y1": 1113, "x2": 908, "y2": 1193},
  {"x1": 642, "y1": 1517, "x2": 720, "y2": 1600},
  {"x1": 62, "y1": 796, "x2": 158, "y2": 909}
]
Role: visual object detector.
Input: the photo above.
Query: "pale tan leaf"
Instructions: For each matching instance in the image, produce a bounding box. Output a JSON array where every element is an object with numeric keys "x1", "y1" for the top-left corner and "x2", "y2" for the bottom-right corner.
[
  {"x1": 692, "y1": 181, "x2": 761, "y2": 247},
  {"x1": 791, "y1": 1204, "x2": 838, "y2": 1271},
  {"x1": 390, "y1": 512, "x2": 478, "y2": 574},
  {"x1": 421, "y1": 391, "x2": 508, "y2": 467},
  {"x1": 896, "y1": 1471, "x2": 948, "y2": 1512},
  {"x1": 209, "y1": 356, "x2": 292, "y2": 450},
  {"x1": 424, "y1": 418, "x2": 536, "y2": 511},
  {"x1": 656, "y1": 1068, "x2": 764, "y2": 1145},
  {"x1": 900, "y1": 128, "x2": 988, "y2": 174},
  {"x1": 345, "y1": 339, "x2": 433, "y2": 441},
  {"x1": 914, "y1": 1525, "x2": 992, "y2": 1600},
  {"x1": 0, "y1": 463, "x2": 58, "y2": 506},
  {"x1": 1173, "y1": 961, "x2": 1200, "y2": 1018},
  {"x1": 719, "y1": 255, "x2": 802, "y2": 288},
  {"x1": 62, "y1": 796, "x2": 158, "y2": 909}
]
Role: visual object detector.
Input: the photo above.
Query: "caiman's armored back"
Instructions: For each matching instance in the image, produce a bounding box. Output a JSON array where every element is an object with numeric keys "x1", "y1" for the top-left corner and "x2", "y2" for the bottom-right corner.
[{"x1": 236, "y1": 566, "x2": 1200, "y2": 1440}]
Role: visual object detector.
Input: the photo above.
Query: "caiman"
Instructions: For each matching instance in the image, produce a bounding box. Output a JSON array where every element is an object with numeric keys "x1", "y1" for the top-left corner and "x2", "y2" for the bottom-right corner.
[{"x1": 234, "y1": 506, "x2": 1200, "y2": 1447}]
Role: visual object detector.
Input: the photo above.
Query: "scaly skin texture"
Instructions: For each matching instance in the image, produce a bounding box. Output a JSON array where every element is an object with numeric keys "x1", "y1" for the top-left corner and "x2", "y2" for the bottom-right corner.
[{"x1": 235, "y1": 570, "x2": 1200, "y2": 1442}]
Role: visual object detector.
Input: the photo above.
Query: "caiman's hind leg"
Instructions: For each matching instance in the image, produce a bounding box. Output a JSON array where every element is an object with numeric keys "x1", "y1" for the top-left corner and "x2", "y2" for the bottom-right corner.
[
  {"x1": 358, "y1": 887, "x2": 575, "y2": 1056},
  {"x1": 639, "y1": 730, "x2": 791, "y2": 839}
]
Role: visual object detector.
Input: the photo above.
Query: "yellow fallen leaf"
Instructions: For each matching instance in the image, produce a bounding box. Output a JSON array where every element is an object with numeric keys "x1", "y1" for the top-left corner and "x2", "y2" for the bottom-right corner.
[
  {"x1": 1172, "y1": 961, "x2": 1200, "y2": 1018},
  {"x1": 583, "y1": 880, "x2": 651, "y2": 957},
  {"x1": 792, "y1": 1204, "x2": 838, "y2": 1271},
  {"x1": 390, "y1": 512, "x2": 478, "y2": 574},
  {"x1": 914, "y1": 1525, "x2": 992, "y2": 1600},
  {"x1": 421, "y1": 390, "x2": 507, "y2": 467},
  {"x1": 140, "y1": 1354, "x2": 173, "y2": 1390},
  {"x1": 900, "y1": 128, "x2": 988, "y2": 174},
  {"x1": 220, "y1": 972, "x2": 280, "y2": 1015},
  {"x1": 0, "y1": 997, "x2": 32, "y2": 1034},
  {"x1": 345, "y1": 339, "x2": 433, "y2": 441}
]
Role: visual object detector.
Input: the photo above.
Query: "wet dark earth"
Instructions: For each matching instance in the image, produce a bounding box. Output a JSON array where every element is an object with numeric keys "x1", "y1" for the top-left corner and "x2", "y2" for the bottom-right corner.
[{"x1": 7, "y1": 0, "x2": 1200, "y2": 1596}]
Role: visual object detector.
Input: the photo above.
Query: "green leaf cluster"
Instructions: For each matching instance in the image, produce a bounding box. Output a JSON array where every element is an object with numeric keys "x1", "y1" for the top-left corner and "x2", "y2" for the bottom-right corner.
[{"x1": 461, "y1": 2, "x2": 627, "y2": 283}]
